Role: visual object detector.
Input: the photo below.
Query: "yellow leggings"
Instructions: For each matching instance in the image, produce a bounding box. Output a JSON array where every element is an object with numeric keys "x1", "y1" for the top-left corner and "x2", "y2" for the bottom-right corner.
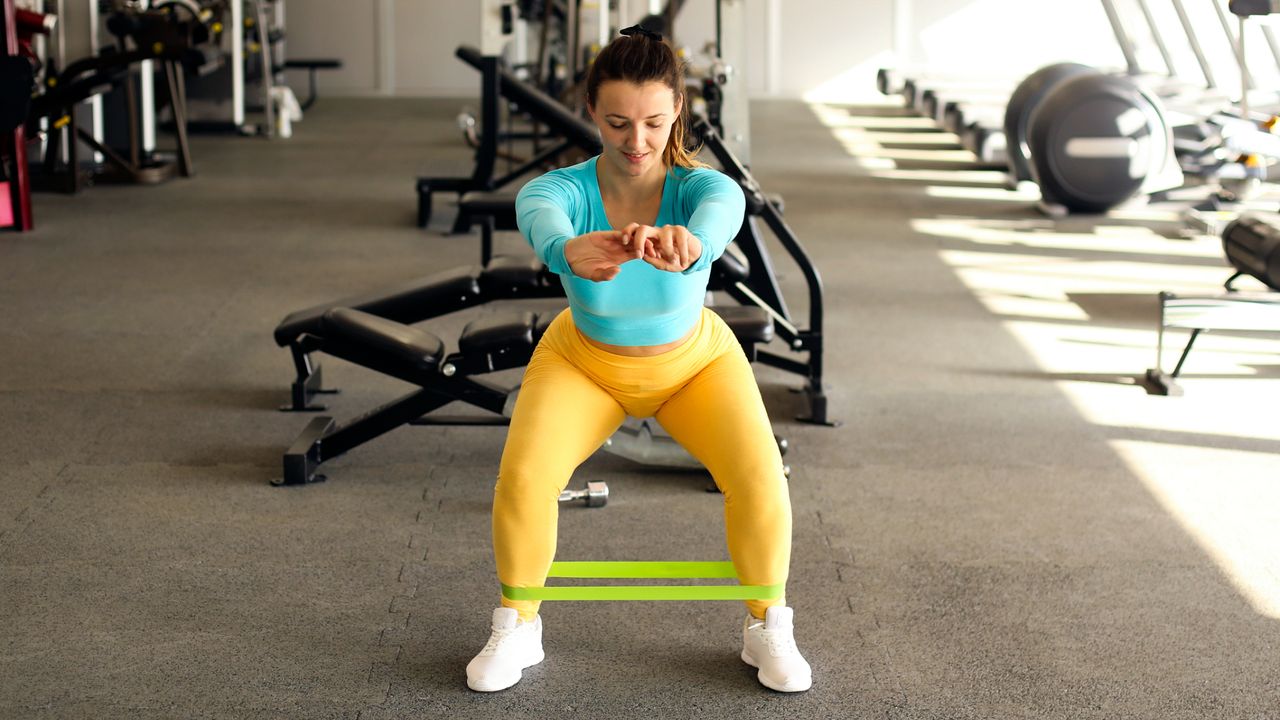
[{"x1": 493, "y1": 307, "x2": 792, "y2": 621}]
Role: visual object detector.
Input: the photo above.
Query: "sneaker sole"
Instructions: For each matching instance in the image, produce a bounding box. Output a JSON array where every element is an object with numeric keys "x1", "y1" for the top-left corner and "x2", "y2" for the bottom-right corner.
[
  {"x1": 740, "y1": 650, "x2": 812, "y2": 693},
  {"x1": 466, "y1": 650, "x2": 545, "y2": 692}
]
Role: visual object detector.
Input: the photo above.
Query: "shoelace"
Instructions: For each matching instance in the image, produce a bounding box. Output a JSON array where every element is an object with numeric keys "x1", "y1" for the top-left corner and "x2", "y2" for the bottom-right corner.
[
  {"x1": 758, "y1": 628, "x2": 799, "y2": 658},
  {"x1": 479, "y1": 624, "x2": 528, "y2": 656}
]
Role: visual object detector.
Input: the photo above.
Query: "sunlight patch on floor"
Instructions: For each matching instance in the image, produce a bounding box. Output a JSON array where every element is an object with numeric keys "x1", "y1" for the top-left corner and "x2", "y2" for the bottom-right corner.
[
  {"x1": 812, "y1": 100, "x2": 1280, "y2": 619},
  {"x1": 1112, "y1": 440, "x2": 1280, "y2": 619}
]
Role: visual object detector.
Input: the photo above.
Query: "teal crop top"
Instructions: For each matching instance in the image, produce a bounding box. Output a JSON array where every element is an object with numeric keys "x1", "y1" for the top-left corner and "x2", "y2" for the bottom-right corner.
[{"x1": 515, "y1": 156, "x2": 746, "y2": 346}]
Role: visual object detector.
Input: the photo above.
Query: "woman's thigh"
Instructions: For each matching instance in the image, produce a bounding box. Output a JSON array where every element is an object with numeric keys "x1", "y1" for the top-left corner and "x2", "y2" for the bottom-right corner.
[{"x1": 497, "y1": 345, "x2": 628, "y2": 496}]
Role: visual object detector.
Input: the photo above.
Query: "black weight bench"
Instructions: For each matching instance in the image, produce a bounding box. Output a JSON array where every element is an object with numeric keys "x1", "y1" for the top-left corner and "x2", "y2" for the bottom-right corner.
[
  {"x1": 274, "y1": 255, "x2": 561, "y2": 411},
  {"x1": 283, "y1": 59, "x2": 343, "y2": 111},
  {"x1": 279, "y1": 304, "x2": 774, "y2": 486}
]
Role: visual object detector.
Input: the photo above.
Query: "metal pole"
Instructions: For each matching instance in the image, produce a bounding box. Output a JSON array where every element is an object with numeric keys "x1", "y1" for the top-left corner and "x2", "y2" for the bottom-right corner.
[
  {"x1": 1240, "y1": 16, "x2": 1250, "y2": 116},
  {"x1": 1171, "y1": 0, "x2": 1216, "y2": 89},
  {"x1": 1213, "y1": 0, "x2": 1255, "y2": 96},
  {"x1": 1136, "y1": 0, "x2": 1176, "y2": 75},
  {"x1": 1155, "y1": 292, "x2": 1167, "y2": 374},
  {"x1": 1171, "y1": 328, "x2": 1203, "y2": 377},
  {"x1": 167, "y1": 60, "x2": 193, "y2": 175},
  {"x1": 139, "y1": 0, "x2": 155, "y2": 154},
  {"x1": 140, "y1": 63, "x2": 155, "y2": 153},
  {"x1": 714, "y1": 0, "x2": 721, "y2": 58},
  {"x1": 567, "y1": 0, "x2": 578, "y2": 82},
  {"x1": 49, "y1": 0, "x2": 64, "y2": 162},
  {"x1": 232, "y1": 0, "x2": 244, "y2": 127},
  {"x1": 255, "y1": 0, "x2": 275, "y2": 137},
  {"x1": 1258, "y1": 22, "x2": 1280, "y2": 76},
  {"x1": 1100, "y1": 0, "x2": 1143, "y2": 76}
]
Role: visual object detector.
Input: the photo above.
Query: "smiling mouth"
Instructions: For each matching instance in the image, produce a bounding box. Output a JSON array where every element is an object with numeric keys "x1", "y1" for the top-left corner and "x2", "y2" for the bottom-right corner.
[{"x1": 623, "y1": 151, "x2": 648, "y2": 161}]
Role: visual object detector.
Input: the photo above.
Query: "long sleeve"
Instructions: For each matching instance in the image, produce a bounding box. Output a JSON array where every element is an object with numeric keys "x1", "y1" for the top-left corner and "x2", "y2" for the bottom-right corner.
[
  {"x1": 512, "y1": 157, "x2": 727, "y2": 346},
  {"x1": 680, "y1": 169, "x2": 746, "y2": 274},
  {"x1": 515, "y1": 172, "x2": 583, "y2": 276}
]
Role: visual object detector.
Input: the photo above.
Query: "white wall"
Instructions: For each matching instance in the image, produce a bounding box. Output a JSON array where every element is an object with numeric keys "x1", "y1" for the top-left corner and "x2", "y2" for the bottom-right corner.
[
  {"x1": 391, "y1": 0, "x2": 483, "y2": 95},
  {"x1": 283, "y1": 0, "x2": 379, "y2": 92},
  {"x1": 283, "y1": 0, "x2": 479, "y2": 95},
  {"x1": 777, "y1": 0, "x2": 894, "y2": 101},
  {"x1": 904, "y1": 0, "x2": 1119, "y2": 70},
  {"x1": 789, "y1": 0, "x2": 1124, "y2": 102},
  {"x1": 281, "y1": 0, "x2": 1141, "y2": 102}
]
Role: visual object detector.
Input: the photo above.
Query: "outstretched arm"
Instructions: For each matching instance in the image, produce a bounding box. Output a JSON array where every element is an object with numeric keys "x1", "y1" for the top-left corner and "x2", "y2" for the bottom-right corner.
[
  {"x1": 515, "y1": 174, "x2": 581, "y2": 275},
  {"x1": 680, "y1": 169, "x2": 746, "y2": 274}
]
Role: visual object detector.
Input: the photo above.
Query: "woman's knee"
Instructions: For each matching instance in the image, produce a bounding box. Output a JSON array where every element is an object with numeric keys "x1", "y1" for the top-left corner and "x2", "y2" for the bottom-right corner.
[
  {"x1": 715, "y1": 454, "x2": 787, "y2": 494},
  {"x1": 494, "y1": 461, "x2": 563, "y2": 506},
  {"x1": 722, "y1": 474, "x2": 790, "y2": 518}
]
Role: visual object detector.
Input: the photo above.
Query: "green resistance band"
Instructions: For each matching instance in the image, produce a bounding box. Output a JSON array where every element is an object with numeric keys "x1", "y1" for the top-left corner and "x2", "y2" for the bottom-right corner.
[{"x1": 501, "y1": 561, "x2": 784, "y2": 601}]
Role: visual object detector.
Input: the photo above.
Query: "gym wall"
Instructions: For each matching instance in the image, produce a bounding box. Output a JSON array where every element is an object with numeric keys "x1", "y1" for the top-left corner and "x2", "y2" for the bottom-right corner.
[{"x1": 282, "y1": 0, "x2": 1122, "y2": 102}]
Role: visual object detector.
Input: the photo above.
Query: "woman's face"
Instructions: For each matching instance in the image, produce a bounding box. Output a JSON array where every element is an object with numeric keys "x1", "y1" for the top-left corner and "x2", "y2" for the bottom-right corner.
[{"x1": 589, "y1": 80, "x2": 680, "y2": 180}]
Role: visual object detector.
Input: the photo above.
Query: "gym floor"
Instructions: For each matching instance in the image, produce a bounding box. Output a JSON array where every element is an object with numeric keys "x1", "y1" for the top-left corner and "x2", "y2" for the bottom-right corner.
[{"x1": 2, "y1": 97, "x2": 1278, "y2": 719}]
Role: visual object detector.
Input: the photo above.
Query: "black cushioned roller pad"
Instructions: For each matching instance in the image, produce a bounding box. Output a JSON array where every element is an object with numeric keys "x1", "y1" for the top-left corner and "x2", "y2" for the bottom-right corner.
[
  {"x1": 477, "y1": 255, "x2": 552, "y2": 293},
  {"x1": 711, "y1": 305, "x2": 774, "y2": 344},
  {"x1": 274, "y1": 266, "x2": 483, "y2": 346},
  {"x1": 458, "y1": 312, "x2": 540, "y2": 356},
  {"x1": 319, "y1": 308, "x2": 446, "y2": 382}
]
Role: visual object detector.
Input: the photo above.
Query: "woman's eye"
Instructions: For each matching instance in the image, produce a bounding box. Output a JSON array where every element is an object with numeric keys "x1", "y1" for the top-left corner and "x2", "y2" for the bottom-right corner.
[
  {"x1": 647, "y1": 123, "x2": 662, "y2": 129},
  {"x1": 609, "y1": 123, "x2": 626, "y2": 129}
]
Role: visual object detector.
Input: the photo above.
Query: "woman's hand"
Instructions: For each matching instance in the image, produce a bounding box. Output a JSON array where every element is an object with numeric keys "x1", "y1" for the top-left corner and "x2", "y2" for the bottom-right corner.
[
  {"x1": 623, "y1": 223, "x2": 702, "y2": 273},
  {"x1": 564, "y1": 230, "x2": 645, "y2": 282}
]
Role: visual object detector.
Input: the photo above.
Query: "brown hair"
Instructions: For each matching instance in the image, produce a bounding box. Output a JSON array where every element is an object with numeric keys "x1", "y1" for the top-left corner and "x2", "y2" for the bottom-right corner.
[{"x1": 585, "y1": 32, "x2": 705, "y2": 169}]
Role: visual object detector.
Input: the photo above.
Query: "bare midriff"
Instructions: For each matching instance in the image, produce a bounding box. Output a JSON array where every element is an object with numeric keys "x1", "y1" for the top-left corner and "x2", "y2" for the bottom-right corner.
[{"x1": 582, "y1": 324, "x2": 697, "y2": 357}]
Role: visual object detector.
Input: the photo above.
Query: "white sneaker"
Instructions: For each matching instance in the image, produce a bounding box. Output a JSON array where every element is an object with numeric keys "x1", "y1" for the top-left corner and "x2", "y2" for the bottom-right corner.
[
  {"x1": 741, "y1": 606, "x2": 812, "y2": 692},
  {"x1": 465, "y1": 608, "x2": 545, "y2": 692}
]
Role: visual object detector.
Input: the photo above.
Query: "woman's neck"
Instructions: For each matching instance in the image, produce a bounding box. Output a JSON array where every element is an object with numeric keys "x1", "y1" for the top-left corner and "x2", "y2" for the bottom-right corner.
[{"x1": 597, "y1": 156, "x2": 667, "y2": 204}]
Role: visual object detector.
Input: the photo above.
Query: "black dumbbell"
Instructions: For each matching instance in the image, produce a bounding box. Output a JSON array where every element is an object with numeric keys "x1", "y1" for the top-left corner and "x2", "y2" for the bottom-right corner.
[{"x1": 558, "y1": 481, "x2": 608, "y2": 508}]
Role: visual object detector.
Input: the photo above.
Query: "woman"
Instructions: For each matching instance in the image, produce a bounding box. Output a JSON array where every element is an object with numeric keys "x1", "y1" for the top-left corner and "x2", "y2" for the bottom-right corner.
[{"x1": 466, "y1": 26, "x2": 811, "y2": 693}]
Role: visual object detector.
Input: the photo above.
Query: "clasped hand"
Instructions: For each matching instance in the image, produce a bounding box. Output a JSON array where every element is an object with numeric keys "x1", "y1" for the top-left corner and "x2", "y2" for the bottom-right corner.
[{"x1": 565, "y1": 224, "x2": 702, "y2": 282}]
